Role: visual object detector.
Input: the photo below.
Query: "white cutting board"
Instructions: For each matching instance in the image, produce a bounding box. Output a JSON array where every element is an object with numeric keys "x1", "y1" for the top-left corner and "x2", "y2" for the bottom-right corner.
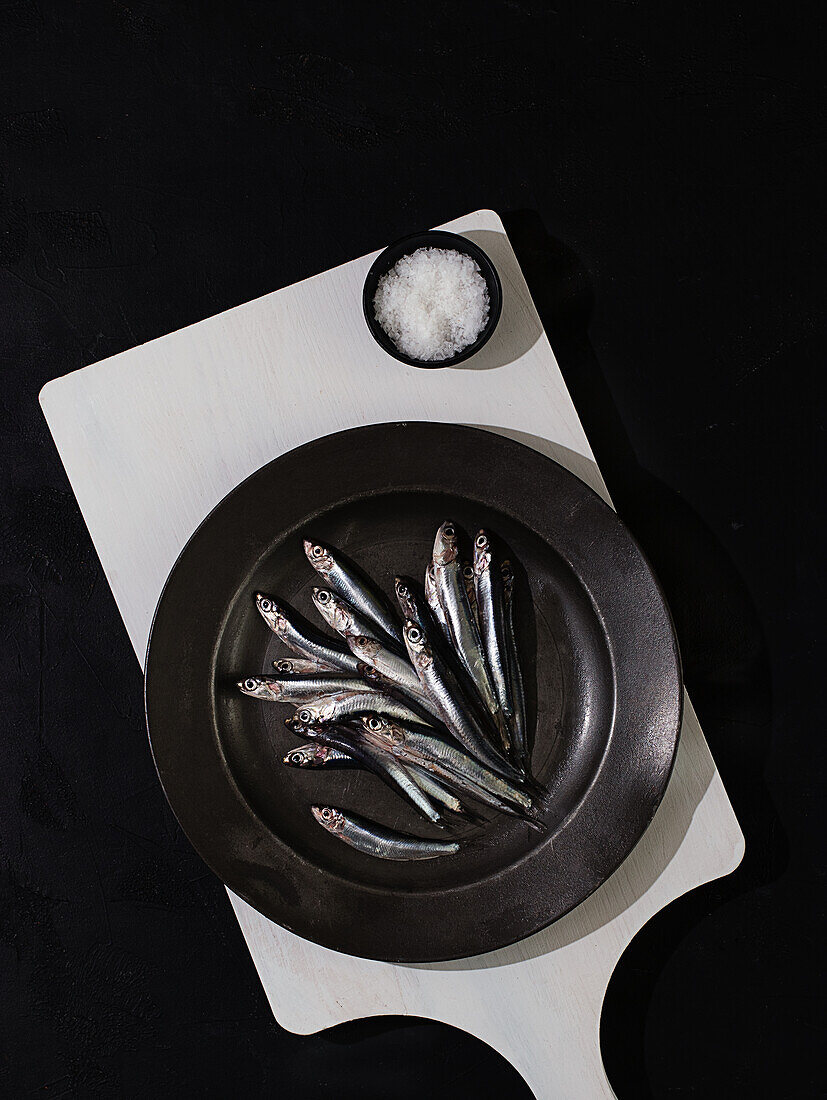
[{"x1": 40, "y1": 209, "x2": 744, "y2": 1099}]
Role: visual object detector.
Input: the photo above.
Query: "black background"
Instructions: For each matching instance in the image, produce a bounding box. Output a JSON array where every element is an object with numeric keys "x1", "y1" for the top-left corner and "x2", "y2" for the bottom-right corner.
[{"x1": 1, "y1": 2, "x2": 824, "y2": 1097}]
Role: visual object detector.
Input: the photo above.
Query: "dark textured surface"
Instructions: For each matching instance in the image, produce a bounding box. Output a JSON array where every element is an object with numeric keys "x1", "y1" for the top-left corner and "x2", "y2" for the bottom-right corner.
[
  {"x1": 145, "y1": 424, "x2": 681, "y2": 960},
  {"x1": 0, "y1": 1, "x2": 823, "y2": 1097}
]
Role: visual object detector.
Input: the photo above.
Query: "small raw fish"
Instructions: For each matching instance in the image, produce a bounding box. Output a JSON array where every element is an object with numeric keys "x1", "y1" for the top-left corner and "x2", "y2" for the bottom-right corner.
[
  {"x1": 303, "y1": 540, "x2": 402, "y2": 645},
  {"x1": 288, "y1": 717, "x2": 443, "y2": 825},
  {"x1": 355, "y1": 659, "x2": 439, "y2": 705},
  {"x1": 283, "y1": 743, "x2": 356, "y2": 768},
  {"x1": 238, "y1": 674, "x2": 370, "y2": 703},
  {"x1": 402, "y1": 619, "x2": 520, "y2": 781},
  {"x1": 462, "y1": 561, "x2": 479, "y2": 624},
  {"x1": 424, "y1": 561, "x2": 450, "y2": 636},
  {"x1": 311, "y1": 806, "x2": 460, "y2": 861},
  {"x1": 285, "y1": 737, "x2": 464, "y2": 814},
  {"x1": 359, "y1": 715, "x2": 535, "y2": 817},
  {"x1": 346, "y1": 634, "x2": 443, "y2": 721},
  {"x1": 254, "y1": 593, "x2": 362, "y2": 674},
  {"x1": 432, "y1": 523, "x2": 501, "y2": 724},
  {"x1": 292, "y1": 689, "x2": 434, "y2": 730},
  {"x1": 394, "y1": 575, "x2": 436, "y2": 629},
  {"x1": 284, "y1": 739, "x2": 464, "y2": 814},
  {"x1": 474, "y1": 531, "x2": 515, "y2": 757},
  {"x1": 272, "y1": 657, "x2": 329, "y2": 675},
  {"x1": 501, "y1": 560, "x2": 529, "y2": 773},
  {"x1": 311, "y1": 587, "x2": 401, "y2": 651},
  {"x1": 397, "y1": 574, "x2": 460, "y2": 667},
  {"x1": 402, "y1": 574, "x2": 490, "y2": 709}
]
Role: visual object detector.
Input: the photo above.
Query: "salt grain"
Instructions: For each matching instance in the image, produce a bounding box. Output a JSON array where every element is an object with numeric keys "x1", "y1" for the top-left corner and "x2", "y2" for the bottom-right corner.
[{"x1": 373, "y1": 247, "x2": 490, "y2": 361}]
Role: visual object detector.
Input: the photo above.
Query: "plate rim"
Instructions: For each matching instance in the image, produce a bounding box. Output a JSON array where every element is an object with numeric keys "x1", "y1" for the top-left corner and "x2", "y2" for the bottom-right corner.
[{"x1": 144, "y1": 421, "x2": 683, "y2": 962}]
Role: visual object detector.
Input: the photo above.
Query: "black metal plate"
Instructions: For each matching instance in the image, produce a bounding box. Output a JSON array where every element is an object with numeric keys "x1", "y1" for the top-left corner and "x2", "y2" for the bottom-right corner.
[{"x1": 144, "y1": 423, "x2": 682, "y2": 962}]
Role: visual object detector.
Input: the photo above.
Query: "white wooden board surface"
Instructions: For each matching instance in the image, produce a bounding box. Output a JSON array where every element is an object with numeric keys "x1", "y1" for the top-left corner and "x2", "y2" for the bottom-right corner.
[{"x1": 40, "y1": 209, "x2": 744, "y2": 1099}]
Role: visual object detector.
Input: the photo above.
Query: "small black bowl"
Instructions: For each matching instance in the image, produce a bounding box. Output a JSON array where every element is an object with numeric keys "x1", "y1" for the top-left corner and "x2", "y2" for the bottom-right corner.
[{"x1": 362, "y1": 230, "x2": 503, "y2": 368}]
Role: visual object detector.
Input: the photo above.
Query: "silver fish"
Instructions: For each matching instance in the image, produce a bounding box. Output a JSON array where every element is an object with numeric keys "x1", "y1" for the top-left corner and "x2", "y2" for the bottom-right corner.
[
  {"x1": 285, "y1": 737, "x2": 464, "y2": 813},
  {"x1": 359, "y1": 714, "x2": 534, "y2": 815},
  {"x1": 272, "y1": 657, "x2": 329, "y2": 675},
  {"x1": 238, "y1": 675, "x2": 371, "y2": 703},
  {"x1": 501, "y1": 560, "x2": 529, "y2": 773},
  {"x1": 432, "y1": 522, "x2": 500, "y2": 723},
  {"x1": 424, "y1": 562, "x2": 449, "y2": 635},
  {"x1": 402, "y1": 619, "x2": 519, "y2": 781},
  {"x1": 292, "y1": 689, "x2": 434, "y2": 730},
  {"x1": 311, "y1": 806, "x2": 459, "y2": 860},
  {"x1": 403, "y1": 573, "x2": 491, "y2": 709},
  {"x1": 474, "y1": 531, "x2": 514, "y2": 757},
  {"x1": 346, "y1": 634, "x2": 443, "y2": 720},
  {"x1": 462, "y1": 561, "x2": 479, "y2": 624},
  {"x1": 311, "y1": 587, "x2": 397, "y2": 649},
  {"x1": 284, "y1": 738, "x2": 464, "y2": 814},
  {"x1": 254, "y1": 593, "x2": 361, "y2": 674},
  {"x1": 283, "y1": 743, "x2": 356, "y2": 768},
  {"x1": 394, "y1": 575, "x2": 434, "y2": 629},
  {"x1": 288, "y1": 718, "x2": 442, "y2": 825},
  {"x1": 303, "y1": 539, "x2": 402, "y2": 645}
]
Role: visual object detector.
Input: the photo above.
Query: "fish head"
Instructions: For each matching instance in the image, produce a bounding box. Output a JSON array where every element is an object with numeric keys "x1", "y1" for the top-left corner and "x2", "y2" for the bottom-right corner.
[
  {"x1": 294, "y1": 698, "x2": 337, "y2": 726},
  {"x1": 284, "y1": 714, "x2": 315, "y2": 737},
  {"x1": 311, "y1": 805, "x2": 345, "y2": 834},
  {"x1": 360, "y1": 713, "x2": 405, "y2": 749},
  {"x1": 355, "y1": 661, "x2": 383, "y2": 686},
  {"x1": 283, "y1": 744, "x2": 319, "y2": 768},
  {"x1": 348, "y1": 635, "x2": 380, "y2": 660},
  {"x1": 286, "y1": 715, "x2": 339, "y2": 748},
  {"x1": 402, "y1": 619, "x2": 432, "y2": 670},
  {"x1": 254, "y1": 593, "x2": 290, "y2": 634},
  {"x1": 394, "y1": 576, "x2": 418, "y2": 619},
  {"x1": 293, "y1": 703, "x2": 320, "y2": 725},
  {"x1": 237, "y1": 677, "x2": 280, "y2": 701},
  {"x1": 433, "y1": 521, "x2": 459, "y2": 566},
  {"x1": 310, "y1": 586, "x2": 340, "y2": 628},
  {"x1": 473, "y1": 530, "x2": 493, "y2": 575},
  {"x1": 274, "y1": 657, "x2": 325, "y2": 675},
  {"x1": 304, "y1": 539, "x2": 334, "y2": 577}
]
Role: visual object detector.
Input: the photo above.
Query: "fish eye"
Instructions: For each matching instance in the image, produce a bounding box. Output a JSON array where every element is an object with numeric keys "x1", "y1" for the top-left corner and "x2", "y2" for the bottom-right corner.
[
  {"x1": 313, "y1": 545, "x2": 324, "y2": 558},
  {"x1": 297, "y1": 709, "x2": 312, "y2": 723},
  {"x1": 367, "y1": 716, "x2": 382, "y2": 731},
  {"x1": 275, "y1": 660, "x2": 290, "y2": 672},
  {"x1": 243, "y1": 678, "x2": 258, "y2": 691},
  {"x1": 476, "y1": 534, "x2": 487, "y2": 548},
  {"x1": 321, "y1": 808, "x2": 332, "y2": 819},
  {"x1": 443, "y1": 525, "x2": 455, "y2": 538},
  {"x1": 408, "y1": 625, "x2": 421, "y2": 643},
  {"x1": 463, "y1": 564, "x2": 474, "y2": 577},
  {"x1": 259, "y1": 598, "x2": 272, "y2": 612}
]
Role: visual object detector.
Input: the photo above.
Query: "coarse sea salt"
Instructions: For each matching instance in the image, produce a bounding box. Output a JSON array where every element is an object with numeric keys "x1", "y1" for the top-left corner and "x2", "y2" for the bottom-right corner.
[{"x1": 373, "y1": 247, "x2": 490, "y2": 362}]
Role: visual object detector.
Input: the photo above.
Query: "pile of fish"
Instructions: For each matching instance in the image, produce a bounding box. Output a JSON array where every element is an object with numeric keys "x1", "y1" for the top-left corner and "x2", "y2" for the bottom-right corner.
[{"x1": 237, "y1": 522, "x2": 541, "y2": 861}]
